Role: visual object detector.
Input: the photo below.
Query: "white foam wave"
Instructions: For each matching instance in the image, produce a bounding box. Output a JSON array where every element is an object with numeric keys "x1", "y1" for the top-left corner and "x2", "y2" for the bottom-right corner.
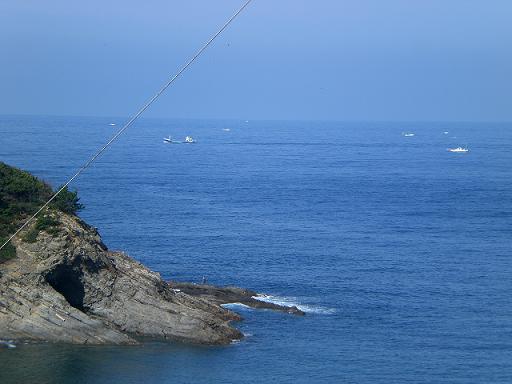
[
  {"x1": 221, "y1": 302, "x2": 252, "y2": 310},
  {"x1": 0, "y1": 340, "x2": 16, "y2": 348},
  {"x1": 252, "y1": 294, "x2": 336, "y2": 315}
]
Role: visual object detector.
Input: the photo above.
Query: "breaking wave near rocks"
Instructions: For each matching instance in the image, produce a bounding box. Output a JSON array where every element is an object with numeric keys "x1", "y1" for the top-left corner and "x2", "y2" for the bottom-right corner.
[{"x1": 253, "y1": 294, "x2": 336, "y2": 315}]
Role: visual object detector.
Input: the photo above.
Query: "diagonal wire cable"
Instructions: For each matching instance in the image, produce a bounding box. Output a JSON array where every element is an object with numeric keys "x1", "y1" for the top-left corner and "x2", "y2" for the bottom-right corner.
[{"x1": 0, "y1": 0, "x2": 253, "y2": 251}]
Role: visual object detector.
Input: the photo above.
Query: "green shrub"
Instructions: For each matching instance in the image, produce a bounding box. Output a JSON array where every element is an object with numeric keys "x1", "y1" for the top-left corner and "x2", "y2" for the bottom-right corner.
[
  {"x1": 0, "y1": 162, "x2": 84, "y2": 261},
  {"x1": 0, "y1": 162, "x2": 54, "y2": 238},
  {"x1": 50, "y1": 186, "x2": 84, "y2": 215},
  {"x1": 0, "y1": 239, "x2": 16, "y2": 262},
  {"x1": 22, "y1": 214, "x2": 61, "y2": 243},
  {"x1": 23, "y1": 229, "x2": 39, "y2": 243},
  {"x1": 35, "y1": 215, "x2": 60, "y2": 231}
]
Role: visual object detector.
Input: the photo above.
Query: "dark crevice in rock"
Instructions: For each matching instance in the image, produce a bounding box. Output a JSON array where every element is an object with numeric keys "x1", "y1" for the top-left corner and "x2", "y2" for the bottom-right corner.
[{"x1": 45, "y1": 264, "x2": 85, "y2": 311}]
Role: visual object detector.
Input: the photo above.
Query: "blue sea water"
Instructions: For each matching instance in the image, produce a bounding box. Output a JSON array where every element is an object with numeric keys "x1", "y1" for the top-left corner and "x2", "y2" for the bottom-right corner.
[{"x1": 0, "y1": 115, "x2": 511, "y2": 383}]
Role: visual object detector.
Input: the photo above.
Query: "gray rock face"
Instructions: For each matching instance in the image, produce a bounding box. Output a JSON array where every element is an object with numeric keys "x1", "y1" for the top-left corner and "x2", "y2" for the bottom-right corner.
[
  {"x1": 0, "y1": 213, "x2": 242, "y2": 345},
  {"x1": 169, "y1": 282, "x2": 305, "y2": 316}
]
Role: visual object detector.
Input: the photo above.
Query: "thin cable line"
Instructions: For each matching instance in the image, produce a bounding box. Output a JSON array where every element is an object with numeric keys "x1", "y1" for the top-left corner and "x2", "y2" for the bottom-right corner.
[{"x1": 0, "y1": 0, "x2": 253, "y2": 251}]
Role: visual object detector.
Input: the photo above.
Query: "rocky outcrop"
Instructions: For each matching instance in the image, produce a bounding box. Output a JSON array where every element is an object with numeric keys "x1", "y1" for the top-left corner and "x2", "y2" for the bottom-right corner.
[
  {"x1": 169, "y1": 282, "x2": 305, "y2": 315},
  {"x1": 0, "y1": 213, "x2": 242, "y2": 345},
  {"x1": 0, "y1": 211, "x2": 304, "y2": 346}
]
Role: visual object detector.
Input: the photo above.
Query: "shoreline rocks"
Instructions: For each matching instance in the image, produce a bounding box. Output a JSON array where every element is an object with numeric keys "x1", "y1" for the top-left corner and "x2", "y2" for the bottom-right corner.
[
  {"x1": 169, "y1": 282, "x2": 305, "y2": 316},
  {"x1": 0, "y1": 212, "x2": 303, "y2": 346}
]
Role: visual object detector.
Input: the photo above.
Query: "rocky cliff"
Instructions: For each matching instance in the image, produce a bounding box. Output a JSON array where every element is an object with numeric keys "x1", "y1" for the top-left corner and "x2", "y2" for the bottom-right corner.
[
  {"x1": 0, "y1": 212, "x2": 244, "y2": 345},
  {"x1": 0, "y1": 163, "x2": 302, "y2": 346},
  {"x1": 0, "y1": 162, "x2": 303, "y2": 344}
]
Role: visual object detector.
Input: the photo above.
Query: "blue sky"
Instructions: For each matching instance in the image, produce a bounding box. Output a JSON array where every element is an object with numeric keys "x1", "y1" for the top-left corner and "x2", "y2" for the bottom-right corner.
[{"x1": 0, "y1": 0, "x2": 511, "y2": 121}]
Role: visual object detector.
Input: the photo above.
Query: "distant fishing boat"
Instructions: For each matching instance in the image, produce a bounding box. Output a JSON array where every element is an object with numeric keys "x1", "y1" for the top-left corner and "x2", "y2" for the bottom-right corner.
[
  {"x1": 402, "y1": 132, "x2": 415, "y2": 137},
  {"x1": 222, "y1": 128, "x2": 231, "y2": 132},
  {"x1": 163, "y1": 136, "x2": 195, "y2": 144},
  {"x1": 448, "y1": 147, "x2": 469, "y2": 153},
  {"x1": 109, "y1": 123, "x2": 116, "y2": 126}
]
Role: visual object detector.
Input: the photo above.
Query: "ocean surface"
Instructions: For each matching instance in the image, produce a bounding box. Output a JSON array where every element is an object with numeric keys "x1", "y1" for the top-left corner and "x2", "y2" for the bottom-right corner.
[{"x1": 0, "y1": 115, "x2": 511, "y2": 383}]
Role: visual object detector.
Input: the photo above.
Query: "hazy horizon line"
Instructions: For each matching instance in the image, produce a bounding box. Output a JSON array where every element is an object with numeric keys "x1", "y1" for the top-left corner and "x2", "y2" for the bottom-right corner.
[{"x1": 1, "y1": 113, "x2": 511, "y2": 125}]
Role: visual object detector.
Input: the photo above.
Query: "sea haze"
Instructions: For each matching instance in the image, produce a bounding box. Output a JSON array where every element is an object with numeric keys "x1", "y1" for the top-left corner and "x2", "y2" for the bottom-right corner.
[{"x1": 0, "y1": 115, "x2": 511, "y2": 383}]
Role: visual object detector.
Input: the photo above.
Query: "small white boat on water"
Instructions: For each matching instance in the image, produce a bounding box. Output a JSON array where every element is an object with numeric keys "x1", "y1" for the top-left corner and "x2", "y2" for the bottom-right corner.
[
  {"x1": 222, "y1": 128, "x2": 231, "y2": 132},
  {"x1": 448, "y1": 147, "x2": 469, "y2": 153},
  {"x1": 163, "y1": 135, "x2": 196, "y2": 144},
  {"x1": 402, "y1": 132, "x2": 415, "y2": 137},
  {"x1": 109, "y1": 123, "x2": 116, "y2": 126}
]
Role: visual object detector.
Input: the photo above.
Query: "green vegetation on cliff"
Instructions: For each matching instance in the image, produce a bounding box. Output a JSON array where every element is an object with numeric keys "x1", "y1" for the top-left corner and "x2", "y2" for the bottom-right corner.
[{"x1": 0, "y1": 162, "x2": 83, "y2": 262}]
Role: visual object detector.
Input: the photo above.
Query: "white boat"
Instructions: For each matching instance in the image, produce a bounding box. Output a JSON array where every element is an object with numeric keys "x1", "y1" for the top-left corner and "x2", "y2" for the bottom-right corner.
[
  {"x1": 163, "y1": 136, "x2": 174, "y2": 143},
  {"x1": 109, "y1": 123, "x2": 116, "y2": 126},
  {"x1": 222, "y1": 128, "x2": 231, "y2": 132},
  {"x1": 402, "y1": 132, "x2": 415, "y2": 137},
  {"x1": 185, "y1": 136, "x2": 196, "y2": 143},
  {"x1": 448, "y1": 147, "x2": 469, "y2": 153}
]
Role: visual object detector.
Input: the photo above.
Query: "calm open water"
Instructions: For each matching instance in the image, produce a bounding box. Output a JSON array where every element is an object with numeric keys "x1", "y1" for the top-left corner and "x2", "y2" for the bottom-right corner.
[{"x1": 0, "y1": 115, "x2": 511, "y2": 383}]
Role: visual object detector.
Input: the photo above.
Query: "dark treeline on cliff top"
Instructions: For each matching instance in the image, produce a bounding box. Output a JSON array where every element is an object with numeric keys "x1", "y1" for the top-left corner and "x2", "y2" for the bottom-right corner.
[{"x1": 0, "y1": 162, "x2": 83, "y2": 262}]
